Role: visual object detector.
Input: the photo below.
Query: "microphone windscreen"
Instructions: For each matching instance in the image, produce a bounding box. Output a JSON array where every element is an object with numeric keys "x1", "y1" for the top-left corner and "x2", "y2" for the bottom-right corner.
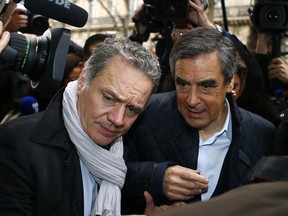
[
  {"x1": 20, "y1": 96, "x2": 39, "y2": 115},
  {"x1": 24, "y1": 0, "x2": 88, "y2": 27}
]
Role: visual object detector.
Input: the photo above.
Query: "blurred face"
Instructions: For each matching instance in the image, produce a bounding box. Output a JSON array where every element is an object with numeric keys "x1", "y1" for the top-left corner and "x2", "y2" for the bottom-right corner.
[
  {"x1": 77, "y1": 58, "x2": 153, "y2": 146},
  {"x1": 175, "y1": 52, "x2": 234, "y2": 133},
  {"x1": 64, "y1": 66, "x2": 82, "y2": 86}
]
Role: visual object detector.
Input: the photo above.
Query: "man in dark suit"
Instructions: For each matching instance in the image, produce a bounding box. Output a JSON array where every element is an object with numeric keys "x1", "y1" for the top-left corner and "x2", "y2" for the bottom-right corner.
[
  {"x1": 0, "y1": 37, "x2": 161, "y2": 216},
  {"x1": 122, "y1": 27, "x2": 276, "y2": 214}
]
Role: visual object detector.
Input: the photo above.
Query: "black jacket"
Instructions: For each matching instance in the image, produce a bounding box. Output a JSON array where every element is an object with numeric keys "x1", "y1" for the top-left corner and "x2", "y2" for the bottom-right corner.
[
  {"x1": 122, "y1": 91, "x2": 276, "y2": 214},
  {"x1": 0, "y1": 89, "x2": 84, "y2": 216}
]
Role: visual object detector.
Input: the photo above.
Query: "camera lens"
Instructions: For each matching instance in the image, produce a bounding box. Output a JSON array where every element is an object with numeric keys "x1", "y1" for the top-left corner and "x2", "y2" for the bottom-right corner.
[
  {"x1": 265, "y1": 8, "x2": 281, "y2": 24},
  {"x1": 30, "y1": 15, "x2": 49, "y2": 35},
  {"x1": 6, "y1": 33, "x2": 49, "y2": 81}
]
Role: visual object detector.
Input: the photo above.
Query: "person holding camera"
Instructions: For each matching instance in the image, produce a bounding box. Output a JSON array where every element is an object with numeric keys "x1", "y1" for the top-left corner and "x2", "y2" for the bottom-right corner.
[
  {"x1": 121, "y1": 27, "x2": 276, "y2": 215},
  {"x1": 247, "y1": 0, "x2": 288, "y2": 113},
  {"x1": 255, "y1": 31, "x2": 288, "y2": 93},
  {"x1": 0, "y1": 37, "x2": 161, "y2": 216},
  {"x1": 170, "y1": 0, "x2": 213, "y2": 43}
]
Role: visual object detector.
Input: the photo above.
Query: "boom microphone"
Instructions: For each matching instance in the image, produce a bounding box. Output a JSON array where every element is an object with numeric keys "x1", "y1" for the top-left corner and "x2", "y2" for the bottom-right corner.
[{"x1": 15, "y1": 0, "x2": 88, "y2": 27}]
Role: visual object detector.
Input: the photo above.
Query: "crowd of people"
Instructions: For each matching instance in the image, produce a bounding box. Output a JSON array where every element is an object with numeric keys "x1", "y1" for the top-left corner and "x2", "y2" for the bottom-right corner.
[{"x1": 0, "y1": 0, "x2": 287, "y2": 216}]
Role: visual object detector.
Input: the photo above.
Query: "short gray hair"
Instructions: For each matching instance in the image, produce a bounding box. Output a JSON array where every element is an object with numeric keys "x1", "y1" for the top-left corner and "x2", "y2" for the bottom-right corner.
[
  {"x1": 84, "y1": 37, "x2": 161, "y2": 92},
  {"x1": 169, "y1": 27, "x2": 237, "y2": 84}
]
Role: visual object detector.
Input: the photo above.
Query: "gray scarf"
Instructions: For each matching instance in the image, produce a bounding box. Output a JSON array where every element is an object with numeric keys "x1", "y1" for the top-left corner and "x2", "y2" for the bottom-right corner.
[{"x1": 62, "y1": 80, "x2": 127, "y2": 216}]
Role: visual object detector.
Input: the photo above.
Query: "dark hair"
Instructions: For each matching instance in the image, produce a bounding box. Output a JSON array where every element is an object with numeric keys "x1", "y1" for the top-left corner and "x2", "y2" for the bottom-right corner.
[
  {"x1": 63, "y1": 53, "x2": 83, "y2": 82},
  {"x1": 83, "y1": 34, "x2": 111, "y2": 59},
  {"x1": 169, "y1": 27, "x2": 237, "y2": 85},
  {"x1": 84, "y1": 37, "x2": 161, "y2": 93}
]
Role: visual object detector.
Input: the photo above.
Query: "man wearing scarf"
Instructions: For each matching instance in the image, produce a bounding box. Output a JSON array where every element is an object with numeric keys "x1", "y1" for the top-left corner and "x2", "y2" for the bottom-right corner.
[{"x1": 0, "y1": 37, "x2": 161, "y2": 216}]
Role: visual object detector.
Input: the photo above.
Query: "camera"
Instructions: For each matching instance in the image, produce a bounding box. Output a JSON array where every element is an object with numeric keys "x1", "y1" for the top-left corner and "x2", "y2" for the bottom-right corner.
[
  {"x1": 146, "y1": 0, "x2": 189, "y2": 23},
  {"x1": 19, "y1": 10, "x2": 49, "y2": 35},
  {"x1": 0, "y1": 28, "x2": 71, "y2": 94},
  {"x1": 130, "y1": 0, "x2": 208, "y2": 43},
  {"x1": 249, "y1": 0, "x2": 288, "y2": 31},
  {"x1": 145, "y1": 0, "x2": 208, "y2": 23}
]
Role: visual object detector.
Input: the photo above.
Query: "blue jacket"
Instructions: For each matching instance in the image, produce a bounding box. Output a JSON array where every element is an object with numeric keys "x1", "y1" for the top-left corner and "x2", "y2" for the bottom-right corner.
[{"x1": 122, "y1": 91, "x2": 276, "y2": 214}]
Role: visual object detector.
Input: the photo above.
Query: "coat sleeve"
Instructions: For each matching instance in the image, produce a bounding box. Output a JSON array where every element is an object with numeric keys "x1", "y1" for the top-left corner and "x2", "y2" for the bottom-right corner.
[
  {"x1": 122, "y1": 160, "x2": 176, "y2": 214},
  {"x1": 0, "y1": 123, "x2": 35, "y2": 216}
]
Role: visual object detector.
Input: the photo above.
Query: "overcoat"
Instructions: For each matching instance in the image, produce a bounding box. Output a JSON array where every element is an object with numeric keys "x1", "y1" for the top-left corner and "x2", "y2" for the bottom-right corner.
[{"x1": 0, "y1": 89, "x2": 84, "y2": 216}]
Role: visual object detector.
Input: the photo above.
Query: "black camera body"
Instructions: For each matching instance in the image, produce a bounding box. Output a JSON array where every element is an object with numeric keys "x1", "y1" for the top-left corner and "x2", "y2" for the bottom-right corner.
[
  {"x1": 19, "y1": 10, "x2": 49, "y2": 35},
  {"x1": 146, "y1": 0, "x2": 189, "y2": 23},
  {"x1": 138, "y1": 0, "x2": 208, "y2": 34},
  {"x1": 249, "y1": 0, "x2": 288, "y2": 32}
]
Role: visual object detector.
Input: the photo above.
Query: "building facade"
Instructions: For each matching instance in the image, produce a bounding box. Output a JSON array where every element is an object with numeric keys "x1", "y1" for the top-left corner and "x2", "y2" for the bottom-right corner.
[
  {"x1": 49, "y1": 0, "x2": 253, "y2": 47},
  {"x1": 49, "y1": 0, "x2": 287, "y2": 57}
]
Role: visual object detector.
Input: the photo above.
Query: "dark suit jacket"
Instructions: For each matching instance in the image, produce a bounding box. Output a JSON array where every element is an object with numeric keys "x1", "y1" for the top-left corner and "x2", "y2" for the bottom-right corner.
[
  {"x1": 0, "y1": 89, "x2": 84, "y2": 216},
  {"x1": 157, "y1": 181, "x2": 288, "y2": 216}
]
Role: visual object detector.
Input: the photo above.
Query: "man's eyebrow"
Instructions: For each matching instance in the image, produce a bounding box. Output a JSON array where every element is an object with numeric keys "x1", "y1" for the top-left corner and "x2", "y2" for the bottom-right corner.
[
  {"x1": 104, "y1": 89, "x2": 123, "y2": 102},
  {"x1": 175, "y1": 76, "x2": 217, "y2": 86},
  {"x1": 175, "y1": 76, "x2": 189, "y2": 84},
  {"x1": 104, "y1": 89, "x2": 143, "y2": 110},
  {"x1": 198, "y1": 79, "x2": 217, "y2": 86}
]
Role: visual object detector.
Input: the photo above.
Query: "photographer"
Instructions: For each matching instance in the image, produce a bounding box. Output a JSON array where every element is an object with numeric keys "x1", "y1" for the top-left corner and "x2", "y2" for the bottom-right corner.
[
  {"x1": 248, "y1": 0, "x2": 288, "y2": 112},
  {"x1": 130, "y1": 0, "x2": 214, "y2": 93},
  {"x1": 171, "y1": 0, "x2": 214, "y2": 43},
  {"x1": 255, "y1": 31, "x2": 288, "y2": 94},
  {"x1": 3, "y1": 2, "x2": 49, "y2": 36}
]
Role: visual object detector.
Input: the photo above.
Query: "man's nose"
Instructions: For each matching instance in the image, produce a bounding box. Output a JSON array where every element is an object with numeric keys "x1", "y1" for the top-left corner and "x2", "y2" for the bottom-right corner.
[
  {"x1": 187, "y1": 88, "x2": 200, "y2": 106},
  {"x1": 107, "y1": 105, "x2": 125, "y2": 128}
]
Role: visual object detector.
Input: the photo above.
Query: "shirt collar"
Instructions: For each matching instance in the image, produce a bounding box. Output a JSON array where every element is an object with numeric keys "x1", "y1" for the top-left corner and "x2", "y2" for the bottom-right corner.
[{"x1": 200, "y1": 98, "x2": 232, "y2": 145}]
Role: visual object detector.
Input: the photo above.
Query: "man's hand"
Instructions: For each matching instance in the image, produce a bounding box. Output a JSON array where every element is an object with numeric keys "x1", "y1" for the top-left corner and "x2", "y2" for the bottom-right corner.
[
  {"x1": 163, "y1": 165, "x2": 209, "y2": 201},
  {"x1": 144, "y1": 191, "x2": 186, "y2": 216},
  {"x1": 188, "y1": 0, "x2": 214, "y2": 28},
  {"x1": 3, "y1": 8, "x2": 28, "y2": 32},
  {"x1": 268, "y1": 57, "x2": 288, "y2": 84}
]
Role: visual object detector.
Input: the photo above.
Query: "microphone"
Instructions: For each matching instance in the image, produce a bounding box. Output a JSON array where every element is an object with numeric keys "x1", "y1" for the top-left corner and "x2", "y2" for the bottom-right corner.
[
  {"x1": 20, "y1": 96, "x2": 39, "y2": 116},
  {"x1": 14, "y1": 0, "x2": 88, "y2": 27}
]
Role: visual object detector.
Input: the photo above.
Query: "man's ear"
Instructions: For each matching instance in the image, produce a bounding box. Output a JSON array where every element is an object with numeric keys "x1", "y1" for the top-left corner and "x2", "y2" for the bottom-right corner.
[{"x1": 227, "y1": 74, "x2": 235, "y2": 93}]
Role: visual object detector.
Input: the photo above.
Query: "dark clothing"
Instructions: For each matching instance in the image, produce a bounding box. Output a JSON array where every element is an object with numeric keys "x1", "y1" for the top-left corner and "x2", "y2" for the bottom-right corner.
[
  {"x1": 157, "y1": 181, "x2": 288, "y2": 216},
  {"x1": 0, "y1": 89, "x2": 84, "y2": 216},
  {"x1": 122, "y1": 91, "x2": 276, "y2": 214},
  {"x1": 255, "y1": 53, "x2": 288, "y2": 112},
  {"x1": 274, "y1": 108, "x2": 288, "y2": 155}
]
